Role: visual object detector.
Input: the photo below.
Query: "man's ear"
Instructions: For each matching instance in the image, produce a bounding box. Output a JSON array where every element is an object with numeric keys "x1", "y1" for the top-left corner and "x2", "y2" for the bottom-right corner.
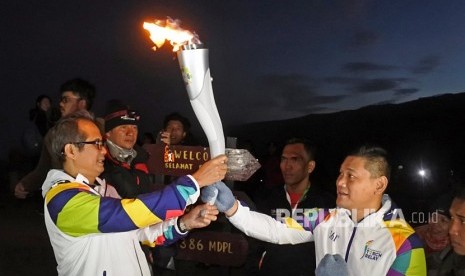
[
  {"x1": 375, "y1": 176, "x2": 388, "y2": 195},
  {"x1": 63, "y1": 144, "x2": 77, "y2": 160},
  {"x1": 308, "y1": 160, "x2": 316, "y2": 174},
  {"x1": 78, "y1": 99, "x2": 87, "y2": 110}
]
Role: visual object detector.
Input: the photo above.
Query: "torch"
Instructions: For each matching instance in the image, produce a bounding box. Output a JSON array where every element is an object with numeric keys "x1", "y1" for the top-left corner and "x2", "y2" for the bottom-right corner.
[
  {"x1": 143, "y1": 18, "x2": 223, "y2": 202},
  {"x1": 176, "y1": 44, "x2": 225, "y2": 158}
]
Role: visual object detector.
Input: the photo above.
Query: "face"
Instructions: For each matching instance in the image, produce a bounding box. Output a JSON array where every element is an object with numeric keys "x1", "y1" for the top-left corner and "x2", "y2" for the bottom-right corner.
[
  {"x1": 106, "y1": 124, "x2": 138, "y2": 150},
  {"x1": 449, "y1": 198, "x2": 465, "y2": 255},
  {"x1": 336, "y1": 156, "x2": 383, "y2": 214},
  {"x1": 165, "y1": 120, "x2": 186, "y2": 145},
  {"x1": 280, "y1": 143, "x2": 313, "y2": 188},
  {"x1": 428, "y1": 213, "x2": 451, "y2": 237},
  {"x1": 38, "y1": 97, "x2": 51, "y2": 112},
  {"x1": 70, "y1": 120, "x2": 106, "y2": 181},
  {"x1": 60, "y1": 91, "x2": 84, "y2": 117}
]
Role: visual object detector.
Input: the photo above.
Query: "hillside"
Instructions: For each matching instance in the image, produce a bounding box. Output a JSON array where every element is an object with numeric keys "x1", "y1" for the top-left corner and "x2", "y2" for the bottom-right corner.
[{"x1": 229, "y1": 92, "x2": 465, "y2": 210}]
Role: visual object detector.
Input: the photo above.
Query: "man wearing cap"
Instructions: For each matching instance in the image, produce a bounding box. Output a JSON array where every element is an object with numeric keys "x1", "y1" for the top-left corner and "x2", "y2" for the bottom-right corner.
[
  {"x1": 100, "y1": 100, "x2": 212, "y2": 272},
  {"x1": 100, "y1": 100, "x2": 153, "y2": 197}
]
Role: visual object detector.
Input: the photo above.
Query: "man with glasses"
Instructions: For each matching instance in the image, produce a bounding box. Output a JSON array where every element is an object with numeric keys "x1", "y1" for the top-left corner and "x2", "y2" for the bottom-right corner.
[
  {"x1": 42, "y1": 110, "x2": 227, "y2": 275},
  {"x1": 15, "y1": 78, "x2": 97, "y2": 200}
]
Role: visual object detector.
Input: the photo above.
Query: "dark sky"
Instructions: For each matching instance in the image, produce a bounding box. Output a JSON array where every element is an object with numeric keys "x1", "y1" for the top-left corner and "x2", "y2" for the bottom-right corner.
[{"x1": 2, "y1": 0, "x2": 465, "y2": 160}]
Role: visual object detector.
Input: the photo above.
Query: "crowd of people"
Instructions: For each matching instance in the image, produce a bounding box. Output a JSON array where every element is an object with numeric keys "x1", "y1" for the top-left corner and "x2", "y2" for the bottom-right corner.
[{"x1": 7, "y1": 77, "x2": 465, "y2": 275}]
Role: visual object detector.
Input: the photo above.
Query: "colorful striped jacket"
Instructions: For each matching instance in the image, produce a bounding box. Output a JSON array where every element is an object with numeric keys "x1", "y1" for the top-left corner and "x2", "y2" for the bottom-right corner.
[{"x1": 42, "y1": 169, "x2": 199, "y2": 276}]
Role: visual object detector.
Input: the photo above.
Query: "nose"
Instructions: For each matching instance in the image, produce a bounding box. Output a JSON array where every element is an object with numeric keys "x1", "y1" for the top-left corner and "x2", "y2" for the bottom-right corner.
[
  {"x1": 449, "y1": 219, "x2": 460, "y2": 236},
  {"x1": 336, "y1": 174, "x2": 345, "y2": 188}
]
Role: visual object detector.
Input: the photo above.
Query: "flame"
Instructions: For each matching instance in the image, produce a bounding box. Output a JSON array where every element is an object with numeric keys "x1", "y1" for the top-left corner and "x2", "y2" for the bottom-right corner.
[{"x1": 143, "y1": 17, "x2": 201, "y2": 52}]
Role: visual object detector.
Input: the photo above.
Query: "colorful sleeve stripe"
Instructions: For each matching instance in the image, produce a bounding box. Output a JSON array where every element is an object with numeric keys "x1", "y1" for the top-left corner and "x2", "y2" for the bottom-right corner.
[
  {"x1": 46, "y1": 176, "x2": 198, "y2": 237},
  {"x1": 385, "y1": 220, "x2": 427, "y2": 275},
  {"x1": 282, "y1": 208, "x2": 331, "y2": 232},
  {"x1": 303, "y1": 208, "x2": 331, "y2": 232},
  {"x1": 121, "y1": 198, "x2": 162, "y2": 228}
]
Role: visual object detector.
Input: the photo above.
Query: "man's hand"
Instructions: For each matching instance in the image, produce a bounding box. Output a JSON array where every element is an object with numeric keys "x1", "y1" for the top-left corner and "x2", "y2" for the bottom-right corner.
[
  {"x1": 159, "y1": 131, "x2": 171, "y2": 145},
  {"x1": 201, "y1": 181, "x2": 236, "y2": 213},
  {"x1": 180, "y1": 203, "x2": 219, "y2": 231},
  {"x1": 14, "y1": 182, "x2": 29, "y2": 199},
  {"x1": 191, "y1": 155, "x2": 228, "y2": 187}
]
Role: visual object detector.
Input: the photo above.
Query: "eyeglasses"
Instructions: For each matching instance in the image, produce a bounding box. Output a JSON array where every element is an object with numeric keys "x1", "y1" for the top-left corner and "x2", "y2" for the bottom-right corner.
[
  {"x1": 71, "y1": 139, "x2": 106, "y2": 150},
  {"x1": 61, "y1": 96, "x2": 81, "y2": 104}
]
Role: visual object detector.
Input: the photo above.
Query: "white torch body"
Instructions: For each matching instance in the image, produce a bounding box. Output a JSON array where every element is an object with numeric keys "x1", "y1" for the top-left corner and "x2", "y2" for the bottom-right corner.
[{"x1": 177, "y1": 47, "x2": 225, "y2": 158}]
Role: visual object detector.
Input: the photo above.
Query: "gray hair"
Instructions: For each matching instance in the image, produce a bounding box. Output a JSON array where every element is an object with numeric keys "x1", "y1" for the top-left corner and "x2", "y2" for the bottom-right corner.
[{"x1": 50, "y1": 110, "x2": 95, "y2": 163}]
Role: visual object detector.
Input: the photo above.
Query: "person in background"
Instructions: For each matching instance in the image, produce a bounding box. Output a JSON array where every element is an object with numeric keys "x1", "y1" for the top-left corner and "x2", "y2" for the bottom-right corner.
[
  {"x1": 100, "y1": 100, "x2": 153, "y2": 197},
  {"x1": 42, "y1": 110, "x2": 227, "y2": 276},
  {"x1": 162, "y1": 112, "x2": 198, "y2": 146},
  {"x1": 29, "y1": 95, "x2": 53, "y2": 137},
  {"x1": 414, "y1": 193, "x2": 453, "y2": 273},
  {"x1": 204, "y1": 145, "x2": 426, "y2": 275},
  {"x1": 434, "y1": 186, "x2": 465, "y2": 275},
  {"x1": 22, "y1": 95, "x2": 53, "y2": 171},
  {"x1": 15, "y1": 78, "x2": 96, "y2": 199},
  {"x1": 20, "y1": 94, "x2": 54, "y2": 212},
  {"x1": 247, "y1": 138, "x2": 335, "y2": 276},
  {"x1": 101, "y1": 100, "x2": 212, "y2": 274}
]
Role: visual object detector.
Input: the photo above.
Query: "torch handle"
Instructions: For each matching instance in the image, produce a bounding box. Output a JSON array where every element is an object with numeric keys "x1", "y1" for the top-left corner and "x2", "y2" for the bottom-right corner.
[{"x1": 189, "y1": 69, "x2": 225, "y2": 157}]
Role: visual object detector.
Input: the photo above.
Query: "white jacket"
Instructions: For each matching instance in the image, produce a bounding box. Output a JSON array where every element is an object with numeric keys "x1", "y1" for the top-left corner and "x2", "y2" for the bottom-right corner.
[
  {"x1": 228, "y1": 194, "x2": 426, "y2": 276},
  {"x1": 42, "y1": 170, "x2": 198, "y2": 276}
]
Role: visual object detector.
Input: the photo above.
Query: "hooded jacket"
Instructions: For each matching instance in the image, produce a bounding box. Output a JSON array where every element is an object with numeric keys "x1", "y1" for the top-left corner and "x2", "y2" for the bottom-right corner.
[
  {"x1": 229, "y1": 194, "x2": 426, "y2": 276},
  {"x1": 42, "y1": 169, "x2": 198, "y2": 276}
]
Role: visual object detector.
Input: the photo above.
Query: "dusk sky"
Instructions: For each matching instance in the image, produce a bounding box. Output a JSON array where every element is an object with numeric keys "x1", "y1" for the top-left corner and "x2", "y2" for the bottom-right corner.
[{"x1": 2, "y1": 0, "x2": 465, "y2": 159}]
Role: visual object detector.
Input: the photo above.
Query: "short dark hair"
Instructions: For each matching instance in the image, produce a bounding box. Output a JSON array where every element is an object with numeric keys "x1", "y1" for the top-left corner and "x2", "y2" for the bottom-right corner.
[
  {"x1": 349, "y1": 145, "x2": 390, "y2": 180},
  {"x1": 50, "y1": 110, "x2": 95, "y2": 163},
  {"x1": 284, "y1": 137, "x2": 316, "y2": 161},
  {"x1": 60, "y1": 78, "x2": 96, "y2": 109},
  {"x1": 163, "y1": 112, "x2": 191, "y2": 131}
]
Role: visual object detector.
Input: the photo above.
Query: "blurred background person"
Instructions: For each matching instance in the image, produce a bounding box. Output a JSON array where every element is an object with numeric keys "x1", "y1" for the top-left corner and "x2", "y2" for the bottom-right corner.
[
  {"x1": 414, "y1": 193, "x2": 453, "y2": 273},
  {"x1": 435, "y1": 186, "x2": 465, "y2": 275},
  {"x1": 15, "y1": 78, "x2": 96, "y2": 200},
  {"x1": 22, "y1": 95, "x2": 54, "y2": 167},
  {"x1": 162, "y1": 112, "x2": 198, "y2": 146}
]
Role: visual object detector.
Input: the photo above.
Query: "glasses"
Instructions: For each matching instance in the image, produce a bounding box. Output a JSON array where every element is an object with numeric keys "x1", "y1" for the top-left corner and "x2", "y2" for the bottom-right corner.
[
  {"x1": 61, "y1": 96, "x2": 81, "y2": 104},
  {"x1": 71, "y1": 139, "x2": 106, "y2": 150}
]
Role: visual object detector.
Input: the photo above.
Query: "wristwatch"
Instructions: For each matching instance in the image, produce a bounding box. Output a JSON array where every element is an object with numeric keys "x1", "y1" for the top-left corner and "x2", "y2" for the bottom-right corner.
[{"x1": 177, "y1": 218, "x2": 188, "y2": 232}]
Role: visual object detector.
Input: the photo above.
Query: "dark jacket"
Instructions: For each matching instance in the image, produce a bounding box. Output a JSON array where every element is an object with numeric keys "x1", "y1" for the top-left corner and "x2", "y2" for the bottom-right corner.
[
  {"x1": 248, "y1": 183, "x2": 335, "y2": 276},
  {"x1": 434, "y1": 246, "x2": 465, "y2": 276},
  {"x1": 101, "y1": 144, "x2": 152, "y2": 198}
]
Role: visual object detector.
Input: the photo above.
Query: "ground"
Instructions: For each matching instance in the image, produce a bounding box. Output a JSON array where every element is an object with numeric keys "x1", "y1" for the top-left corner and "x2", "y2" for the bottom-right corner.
[{"x1": 0, "y1": 193, "x2": 57, "y2": 276}]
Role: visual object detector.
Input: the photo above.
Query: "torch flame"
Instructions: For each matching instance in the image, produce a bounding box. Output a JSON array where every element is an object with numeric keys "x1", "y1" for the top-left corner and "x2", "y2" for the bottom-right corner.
[{"x1": 143, "y1": 17, "x2": 201, "y2": 52}]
